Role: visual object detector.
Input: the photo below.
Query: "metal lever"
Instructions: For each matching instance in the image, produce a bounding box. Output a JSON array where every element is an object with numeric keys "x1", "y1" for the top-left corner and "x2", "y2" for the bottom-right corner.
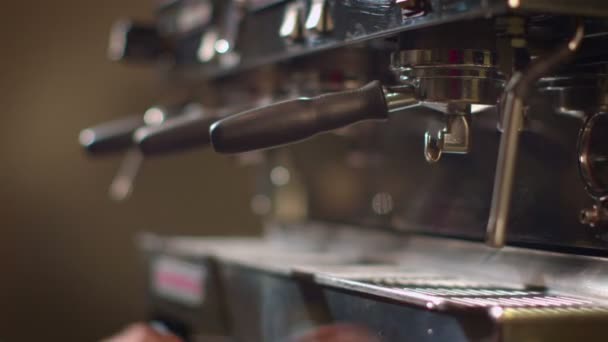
[
  {"x1": 80, "y1": 103, "x2": 195, "y2": 201},
  {"x1": 134, "y1": 106, "x2": 217, "y2": 157},
  {"x1": 210, "y1": 81, "x2": 417, "y2": 154},
  {"x1": 109, "y1": 148, "x2": 144, "y2": 201},
  {"x1": 486, "y1": 20, "x2": 584, "y2": 248}
]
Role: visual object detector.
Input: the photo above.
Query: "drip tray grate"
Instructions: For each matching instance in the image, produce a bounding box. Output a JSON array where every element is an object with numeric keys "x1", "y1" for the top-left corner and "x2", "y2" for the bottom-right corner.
[
  {"x1": 363, "y1": 277, "x2": 594, "y2": 308},
  {"x1": 311, "y1": 269, "x2": 608, "y2": 340}
]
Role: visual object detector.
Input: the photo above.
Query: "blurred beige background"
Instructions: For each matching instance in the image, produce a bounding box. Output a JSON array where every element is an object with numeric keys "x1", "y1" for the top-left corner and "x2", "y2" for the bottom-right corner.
[{"x1": 0, "y1": 1, "x2": 260, "y2": 341}]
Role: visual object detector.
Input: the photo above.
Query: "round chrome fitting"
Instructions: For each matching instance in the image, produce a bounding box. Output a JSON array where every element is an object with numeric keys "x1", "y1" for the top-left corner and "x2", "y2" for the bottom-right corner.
[
  {"x1": 578, "y1": 112, "x2": 608, "y2": 199},
  {"x1": 390, "y1": 49, "x2": 505, "y2": 105}
]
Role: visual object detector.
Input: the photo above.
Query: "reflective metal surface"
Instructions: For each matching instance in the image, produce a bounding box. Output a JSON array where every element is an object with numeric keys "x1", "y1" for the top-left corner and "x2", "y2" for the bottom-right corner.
[
  {"x1": 140, "y1": 230, "x2": 608, "y2": 341},
  {"x1": 260, "y1": 95, "x2": 603, "y2": 251},
  {"x1": 486, "y1": 21, "x2": 585, "y2": 248},
  {"x1": 391, "y1": 48, "x2": 504, "y2": 163},
  {"x1": 96, "y1": 1, "x2": 608, "y2": 341},
  {"x1": 579, "y1": 112, "x2": 608, "y2": 200},
  {"x1": 390, "y1": 49, "x2": 504, "y2": 105},
  {"x1": 139, "y1": 227, "x2": 608, "y2": 302},
  {"x1": 159, "y1": 0, "x2": 608, "y2": 80}
]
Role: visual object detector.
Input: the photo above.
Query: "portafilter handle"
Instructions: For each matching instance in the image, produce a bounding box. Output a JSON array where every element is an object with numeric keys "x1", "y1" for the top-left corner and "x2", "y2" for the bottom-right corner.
[
  {"x1": 79, "y1": 115, "x2": 146, "y2": 156},
  {"x1": 134, "y1": 109, "x2": 217, "y2": 157},
  {"x1": 79, "y1": 103, "x2": 190, "y2": 157},
  {"x1": 209, "y1": 81, "x2": 397, "y2": 154}
]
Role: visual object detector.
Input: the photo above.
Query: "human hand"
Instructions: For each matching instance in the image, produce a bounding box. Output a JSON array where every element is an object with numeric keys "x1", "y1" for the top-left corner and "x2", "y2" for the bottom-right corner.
[
  {"x1": 292, "y1": 324, "x2": 380, "y2": 342},
  {"x1": 103, "y1": 323, "x2": 183, "y2": 342}
]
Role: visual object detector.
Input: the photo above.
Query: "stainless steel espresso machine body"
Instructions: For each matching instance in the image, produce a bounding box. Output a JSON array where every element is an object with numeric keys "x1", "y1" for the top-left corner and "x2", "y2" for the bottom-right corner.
[{"x1": 81, "y1": 0, "x2": 608, "y2": 341}]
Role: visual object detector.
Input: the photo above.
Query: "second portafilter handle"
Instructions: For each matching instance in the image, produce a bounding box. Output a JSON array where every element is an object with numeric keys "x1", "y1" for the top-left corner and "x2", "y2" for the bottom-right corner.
[
  {"x1": 134, "y1": 105, "x2": 217, "y2": 157},
  {"x1": 78, "y1": 104, "x2": 186, "y2": 156}
]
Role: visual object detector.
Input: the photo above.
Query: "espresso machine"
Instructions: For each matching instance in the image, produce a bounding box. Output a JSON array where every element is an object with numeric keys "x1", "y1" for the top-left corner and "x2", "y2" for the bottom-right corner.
[{"x1": 81, "y1": 0, "x2": 608, "y2": 341}]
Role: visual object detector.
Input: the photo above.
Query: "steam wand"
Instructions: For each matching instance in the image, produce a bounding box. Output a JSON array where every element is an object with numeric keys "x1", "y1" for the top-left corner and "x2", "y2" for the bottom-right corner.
[{"x1": 486, "y1": 20, "x2": 585, "y2": 248}]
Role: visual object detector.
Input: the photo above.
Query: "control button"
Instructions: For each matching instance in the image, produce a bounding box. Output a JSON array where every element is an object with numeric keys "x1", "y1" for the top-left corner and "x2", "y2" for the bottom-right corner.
[
  {"x1": 280, "y1": 2, "x2": 306, "y2": 42},
  {"x1": 305, "y1": 0, "x2": 333, "y2": 35},
  {"x1": 197, "y1": 28, "x2": 219, "y2": 62}
]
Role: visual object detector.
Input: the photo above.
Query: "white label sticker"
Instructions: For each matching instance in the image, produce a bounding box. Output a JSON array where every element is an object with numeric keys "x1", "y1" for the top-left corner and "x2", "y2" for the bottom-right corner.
[{"x1": 152, "y1": 256, "x2": 205, "y2": 306}]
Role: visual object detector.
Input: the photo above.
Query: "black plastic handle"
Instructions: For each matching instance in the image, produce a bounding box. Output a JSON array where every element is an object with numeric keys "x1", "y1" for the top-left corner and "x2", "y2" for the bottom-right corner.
[
  {"x1": 210, "y1": 81, "x2": 389, "y2": 154},
  {"x1": 79, "y1": 115, "x2": 146, "y2": 156},
  {"x1": 134, "y1": 111, "x2": 216, "y2": 157}
]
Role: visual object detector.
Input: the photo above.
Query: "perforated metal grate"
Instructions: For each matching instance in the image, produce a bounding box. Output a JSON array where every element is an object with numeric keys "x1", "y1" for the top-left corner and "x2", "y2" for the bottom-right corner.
[
  {"x1": 367, "y1": 276, "x2": 500, "y2": 289},
  {"x1": 447, "y1": 295, "x2": 593, "y2": 308},
  {"x1": 357, "y1": 276, "x2": 599, "y2": 309}
]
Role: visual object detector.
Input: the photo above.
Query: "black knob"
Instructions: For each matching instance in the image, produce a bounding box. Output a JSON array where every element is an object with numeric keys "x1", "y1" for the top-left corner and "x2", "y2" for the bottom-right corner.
[
  {"x1": 79, "y1": 115, "x2": 146, "y2": 156},
  {"x1": 134, "y1": 109, "x2": 217, "y2": 157},
  {"x1": 108, "y1": 19, "x2": 164, "y2": 62},
  {"x1": 209, "y1": 81, "x2": 389, "y2": 154}
]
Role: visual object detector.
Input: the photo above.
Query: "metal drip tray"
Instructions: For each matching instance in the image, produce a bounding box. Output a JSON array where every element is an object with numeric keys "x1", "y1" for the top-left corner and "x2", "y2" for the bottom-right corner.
[
  {"x1": 142, "y1": 234, "x2": 608, "y2": 341},
  {"x1": 215, "y1": 261, "x2": 608, "y2": 341}
]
